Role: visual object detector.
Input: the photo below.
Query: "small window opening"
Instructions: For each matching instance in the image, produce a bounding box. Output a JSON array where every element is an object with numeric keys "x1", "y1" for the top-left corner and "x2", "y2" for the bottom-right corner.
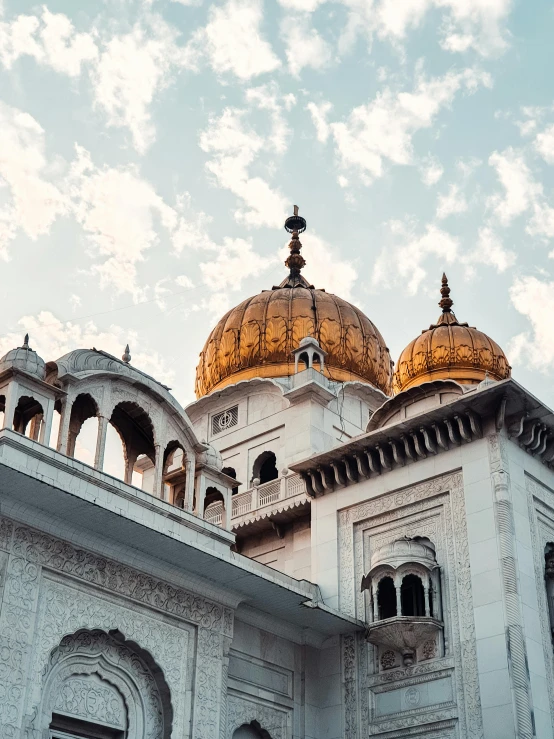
[
  {"x1": 257, "y1": 452, "x2": 278, "y2": 484},
  {"x1": 401, "y1": 574, "x2": 425, "y2": 617},
  {"x1": 377, "y1": 576, "x2": 397, "y2": 619},
  {"x1": 49, "y1": 712, "x2": 124, "y2": 738},
  {"x1": 222, "y1": 466, "x2": 238, "y2": 494}
]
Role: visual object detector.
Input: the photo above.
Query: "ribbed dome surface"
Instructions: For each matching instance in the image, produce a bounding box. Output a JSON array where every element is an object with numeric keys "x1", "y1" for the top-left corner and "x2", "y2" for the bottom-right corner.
[
  {"x1": 393, "y1": 275, "x2": 511, "y2": 393},
  {"x1": 195, "y1": 286, "x2": 393, "y2": 397}
]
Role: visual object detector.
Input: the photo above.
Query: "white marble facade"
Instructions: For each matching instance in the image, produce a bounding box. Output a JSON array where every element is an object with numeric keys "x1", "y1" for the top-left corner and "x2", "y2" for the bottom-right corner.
[{"x1": 1, "y1": 341, "x2": 554, "y2": 739}]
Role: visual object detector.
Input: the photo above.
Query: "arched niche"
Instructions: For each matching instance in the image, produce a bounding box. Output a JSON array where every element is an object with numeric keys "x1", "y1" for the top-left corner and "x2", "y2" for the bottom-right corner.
[
  {"x1": 252, "y1": 451, "x2": 278, "y2": 485},
  {"x1": 68, "y1": 393, "x2": 99, "y2": 458},
  {"x1": 13, "y1": 394, "x2": 44, "y2": 439},
  {"x1": 222, "y1": 466, "x2": 238, "y2": 495},
  {"x1": 233, "y1": 721, "x2": 272, "y2": 738},
  {"x1": 39, "y1": 629, "x2": 173, "y2": 739},
  {"x1": 109, "y1": 401, "x2": 156, "y2": 486}
]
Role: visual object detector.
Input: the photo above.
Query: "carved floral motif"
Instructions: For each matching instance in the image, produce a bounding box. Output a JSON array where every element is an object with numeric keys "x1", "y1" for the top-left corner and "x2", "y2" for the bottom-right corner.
[{"x1": 227, "y1": 693, "x2": 288, "y2": 739}]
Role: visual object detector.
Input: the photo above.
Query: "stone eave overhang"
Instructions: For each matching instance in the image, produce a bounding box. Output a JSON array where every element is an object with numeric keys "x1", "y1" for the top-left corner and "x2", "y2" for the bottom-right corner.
[
  {"x1": 0, "y1": 429, "x2": 362, "y2": 638},
  {"x1": 0, "y1": 367, "x2": 67, "y2": 398},
  {"x1": 289, "y1": 378, "x2": 554, "y2": 496}
]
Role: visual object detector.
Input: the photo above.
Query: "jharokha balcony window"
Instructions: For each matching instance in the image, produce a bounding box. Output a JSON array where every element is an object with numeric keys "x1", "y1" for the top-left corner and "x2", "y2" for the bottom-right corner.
[{"x1": 362, "y1": 537, "x2": 443, "y2": 670}]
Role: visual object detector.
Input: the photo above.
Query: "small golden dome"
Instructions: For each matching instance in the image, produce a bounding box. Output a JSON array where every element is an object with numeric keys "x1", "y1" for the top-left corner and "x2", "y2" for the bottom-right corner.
[
  {"x1": 195, "y1": 209, "x2": 393, "y2": 398},
  {"x1": 393, "y1": 274, "x2": 511, "y2": 394}
]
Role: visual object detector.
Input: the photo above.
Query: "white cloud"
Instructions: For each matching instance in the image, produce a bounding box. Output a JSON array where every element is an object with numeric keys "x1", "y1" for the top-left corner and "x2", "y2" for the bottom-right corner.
[
  {"x1": 465, "y1": 226, "x2": 515, "y2": 272},
  {"x1": 420, "y1": 156, "x2": 444, "y2": 186},
  {"x1": 328, "y1": 67, "x2": 490, "y2": 184},
  {"x1": 200, "y1": 237, "x2": 276, "y2": 291},
  {"x1": 0, "y1": 102, "x2": 67, "y2": 258},
  {"x1": 487, "y1": 148, "x2": 542, "y2": 225},
  {"x1": 535, "y1": 124, "x2": 554, "y2": 165},
  {"x1": 372, "y1": 220, "x2": 459, "y2": 295},
  {"x1": 282, "y1": 16, "x2": 332, "y2": 76},
  {"x1": 199, "y1": 89, "x2": 294, "y2": 228},
  {"x1": 91, "y1": 15, "x2": 194, "y2": 153},
  {"x1": 339, "y1": 0, "x2": 512, "y2": 57},
  {"x1": 307, "y1": 101, "x2": 333, "y2": 143},
  {"x1": 0, "y1": 9, "x2": 97, "y2": 74},
  {"x1": 67, "y1": 146, "x2": 210, "y2": 297},
  {"x1": 0, "y1": 311, "x2": 174, "y2": 387},
  {"x1": 436, "y1": 183, "x2": 468, "y2": 219},
  {"x1": 509, "y1": 275, "x2": 554, "y2": 371},
  {"x1": 194, "y1": 0, "x2": 280, "y2": 80}
]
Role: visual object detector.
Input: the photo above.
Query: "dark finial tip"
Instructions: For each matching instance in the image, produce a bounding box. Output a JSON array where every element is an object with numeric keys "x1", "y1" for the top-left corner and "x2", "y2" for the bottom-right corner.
[
  {"x1": 23, "y1": 334, "x2": 29, "y2": 347},
  {"x1": 122, "y1": 344, "x2": 131, "y2": 363},
  {"x1": 284, "y1": 205, "x2": 306, "y2": 234},
  {"x1": 438, "y1": 272, "x2": 453, "y2": 313}
]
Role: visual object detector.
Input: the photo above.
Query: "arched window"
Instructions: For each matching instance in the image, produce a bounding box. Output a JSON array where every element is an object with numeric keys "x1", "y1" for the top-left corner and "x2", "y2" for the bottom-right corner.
[
  {"x1": 298, "y1": 352, "x2": 310, "y2": 370},
  {"x1": 13, "y1": 395, "x2": 44, "y2": 439},
  {"x1": 253, "y1": 451, "x2": 278, "y2": 485},
  {"x1": 41, "y1": 629, "x2": 172, "y2": 739},
  {"x1": 109, "y1": 401, "x2": 155, "y2": 487},
  {"x1": 232, "y1": 721, "x2": 272, "y2": 738},
  {"x1": 163, "y1": 441, "x2": 188, "y2": 505},
  {"x1": 204, "y1": 486, "x2": 224, "y2": 512},
  {"x1": 67, "y1": 393, "x2": 98, "y2": 459},
  {"x1": 401, "y1": 574, "x2": 425, "y2": 617},
  {"x1": 377, "y1": 576, "x2": 396, "y2": 619},
  {"x1": 222, "y1": 466, "x2": 239, "y2": 495}
]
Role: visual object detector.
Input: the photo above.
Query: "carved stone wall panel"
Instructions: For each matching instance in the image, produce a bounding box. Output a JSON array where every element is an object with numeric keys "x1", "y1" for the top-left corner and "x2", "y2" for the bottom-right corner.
[
  {"x1": 8, "y1": 520, "x2": 230, "y2": 635},
  {"x1": 0, "y1": 553, "x2": 41, "y2": 738},
  {"x1": 227, "y1": 692, "x2": 289, "y2": 739},
  {"x1": 526, "y1": 476, "x2": 554, "y2": 726},
  {"x1": 25, "y1": 576, "x2": 188, "y2": 738},
  {"x1": 0, "y1": 517, "x2": 13, "y2": 551},
  {"x1": 338, "y1": 470, "x2": 483, "y2": 739},
  {"x1": 342, "y1": 633, "x2": 358, "y2": 739}
]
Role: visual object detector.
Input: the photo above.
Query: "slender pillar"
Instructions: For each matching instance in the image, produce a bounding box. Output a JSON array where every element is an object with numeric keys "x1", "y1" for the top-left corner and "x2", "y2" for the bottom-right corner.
[
  {"x1": 28, "y1": 413, "x2": 43, "y2": 441},
  {"x1": 395, "y1": 584, "x2": 402, "y2": 617},
  {"x1": 184, "y1": 458, "x2": 195, "y2": 512},
  {"x1": 222, "y1": 489, "x2": 231, "y2": 530},
  {"x1": 3, "y1": 381, "x2": 19, "y2": 431},
  {"x1": 40, "y1": 397, "x2": 54, "y2": 446},
  {"x1": 152, "y1": 444, "x2": 163, "y2": 498},
  {"x1": 196, "y1": 475, "x2": 207, "y2": 517},
  {"x1": 57, "y1": 397, "x2": 73, "y2": 455},
  {"x1": 94, "y1": 416, "x2": 108, "y2": 470},
  {"x1": 424, "y1": 586, "x2": 431, "y2": 617},
  {"x1": 372, "y1": 585, "x2": 379, "y2": 621}
]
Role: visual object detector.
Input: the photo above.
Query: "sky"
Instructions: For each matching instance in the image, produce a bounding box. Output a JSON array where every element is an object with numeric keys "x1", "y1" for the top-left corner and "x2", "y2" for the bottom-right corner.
[{"x1": 1, "y1": 0, "x2": 554, "y2": 410}]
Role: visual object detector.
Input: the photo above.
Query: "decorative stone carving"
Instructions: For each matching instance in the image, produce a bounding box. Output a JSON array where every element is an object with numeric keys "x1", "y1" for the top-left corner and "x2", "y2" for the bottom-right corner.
[
  {"x1": 40, "y1": 629, "x2": 170, "y2": 737},
  {"x1": 9, "y1": 521, "x2": 230, "y2": 634},
  {"x1": 227, "y1": 693, "x2": 288, "y2": 739},
  {"x1": 338, "y1": 470, "x2": 484, "y2": 739},
  {"x1": 380, "y1": 650, "x2": 396, "y2": 670},
  {"x1": 25, "y1": 578, "x2": 186, "y2": 738},
  {"x1": 422, "y1": 639, "x2": 437, "y2": 661},
  {"x1": 366, "y1": 618, "x2": 443, "y2": 667}
]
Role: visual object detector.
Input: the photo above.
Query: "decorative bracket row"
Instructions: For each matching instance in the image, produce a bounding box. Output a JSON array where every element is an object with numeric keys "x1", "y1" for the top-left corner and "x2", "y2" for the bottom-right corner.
[{"x1": 301, "y1": 410, "x2": 482, "y2": 496}]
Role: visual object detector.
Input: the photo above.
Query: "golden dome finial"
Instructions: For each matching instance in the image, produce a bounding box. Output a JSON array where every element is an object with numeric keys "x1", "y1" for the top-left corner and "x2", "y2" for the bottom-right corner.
[
  {"x1": 439, "y1": 273, "x2": 453, "y2": 314},
  {"x1": 279, "y1": 205, "x2": 314, "y2": 289}
]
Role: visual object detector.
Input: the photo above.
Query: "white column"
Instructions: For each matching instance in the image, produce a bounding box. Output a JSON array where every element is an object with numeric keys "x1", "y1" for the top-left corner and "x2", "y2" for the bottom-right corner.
[
  {"x1": 424, "y1": 586, "x2": 431, "y2": 617},
  {"x1": 372, "y1": 585, "x2": 379, "y2": 621},
  {"x1": 94, "y1": 416, "x2": 108, "y2": 470},
  {"x1": 39, "y1": 397, "x2": 54, "y2": 446},
  {"x1": 395, "y1": 581, "x2": 402, "y2": 616},
  {"x1": 3, "y1": 380, "x2": 19, "y2": 431},
  {"x1": 195, "y1": 475, "x2": 207, "y2": 517},
  {"x1": 152, "y1": 444, "x2": 163, "y2": 497},
  {"x1": 222, "y1": 489, "x2": 231, "y2": 530},
  {"x1": 57, "y1": 396, "x2": 73, "y2": 455},
  {"x1": 184, "y1": 458, "x2": 195, "y2": 512}
]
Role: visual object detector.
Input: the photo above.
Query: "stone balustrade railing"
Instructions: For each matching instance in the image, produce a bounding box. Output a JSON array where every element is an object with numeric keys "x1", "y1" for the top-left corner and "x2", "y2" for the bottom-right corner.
[{"x1": 204, "y1": 473, "x2": 307, "y2": 526}]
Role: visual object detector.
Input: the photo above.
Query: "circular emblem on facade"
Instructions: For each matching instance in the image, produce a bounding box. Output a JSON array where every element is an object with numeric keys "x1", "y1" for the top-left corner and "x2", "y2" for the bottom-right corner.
[
  {"x1": 404, "y1": 687, "x2": 421, "y2": 707},
  {"x1": 217, "y1": 411, "x2": 234, "y2": 430}
]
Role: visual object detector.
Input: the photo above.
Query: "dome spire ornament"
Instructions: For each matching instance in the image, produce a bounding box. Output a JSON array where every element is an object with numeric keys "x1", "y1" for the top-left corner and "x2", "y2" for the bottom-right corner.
[
  {"x1": 122, "y1": 344, "x2": 131, "y2": 364},
  {"x1": 393, "y1": 273, "x2": 511, "y2": 393},
  {"x1": 279, "y1": 205, "x2": 314, "y2": 289},
  {"x1": 439, "y1": 273, "x2": 453, "y2": 314}
]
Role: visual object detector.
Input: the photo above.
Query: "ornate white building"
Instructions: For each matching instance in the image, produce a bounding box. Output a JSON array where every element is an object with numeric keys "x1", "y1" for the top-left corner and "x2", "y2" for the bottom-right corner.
[{"x1": 0, "y1": 211, "x2": 553, "y2": 739}]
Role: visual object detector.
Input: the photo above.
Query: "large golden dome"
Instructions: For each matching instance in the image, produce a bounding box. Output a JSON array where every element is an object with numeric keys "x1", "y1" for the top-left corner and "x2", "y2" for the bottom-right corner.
[
  {"x1": 195, "y1": 211, "x2": 393, "y2": 398},
  {"x1": 393, "y1": 274, "x2": 511, "y2": 393}
]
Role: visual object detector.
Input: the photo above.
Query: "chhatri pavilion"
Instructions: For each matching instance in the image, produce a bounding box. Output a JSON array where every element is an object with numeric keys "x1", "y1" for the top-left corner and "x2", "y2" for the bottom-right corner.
[{"x1": 0, "y1": 209, "x2": 551, "y2": 739}]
